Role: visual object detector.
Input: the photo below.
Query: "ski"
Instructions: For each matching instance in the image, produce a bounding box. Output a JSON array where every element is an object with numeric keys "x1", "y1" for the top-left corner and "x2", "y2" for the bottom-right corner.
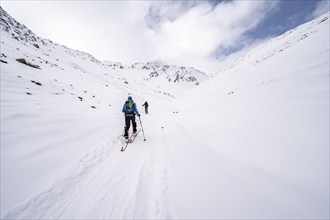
[{"x1": 121, "y1": 130, "x2": 141, "y2": 152}]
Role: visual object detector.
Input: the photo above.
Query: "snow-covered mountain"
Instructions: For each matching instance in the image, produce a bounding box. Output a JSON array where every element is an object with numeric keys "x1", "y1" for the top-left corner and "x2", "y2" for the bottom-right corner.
[
  {"x1": 171, "y1": 12, "x2": 329, "y2": 219},
  {"x1": 0, "y1": 6, "x2": 207, "y2": 101},
  {"x1": 129, "y1": 62, "x2": 207, "y2": 85},
  {"x1": 104, "y1": 61, "x2": 207, "y2": 85},
  {"x1": 1, "y1": 6, "x2": 329, "y2": 219}
]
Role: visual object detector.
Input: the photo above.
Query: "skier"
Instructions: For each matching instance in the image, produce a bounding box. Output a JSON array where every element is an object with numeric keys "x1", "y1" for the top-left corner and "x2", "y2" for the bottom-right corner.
[
  {"x1": 142, "y1": 101, "x2": 149, "y2": 114},
  {"x1": 122, "y1": 96, "x2": 140, "y2": 139}
]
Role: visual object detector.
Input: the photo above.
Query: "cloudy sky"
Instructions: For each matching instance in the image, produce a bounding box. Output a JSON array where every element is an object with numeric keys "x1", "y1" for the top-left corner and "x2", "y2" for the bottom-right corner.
[{"x1": 1, "y1": 0, "x2": 329, "y2": 73}]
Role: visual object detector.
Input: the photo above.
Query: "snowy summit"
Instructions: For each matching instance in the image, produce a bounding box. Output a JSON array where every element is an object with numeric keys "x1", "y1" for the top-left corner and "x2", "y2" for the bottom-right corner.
[{"x1": 1, "y1": 6, "x2": 329, "y2": 219}]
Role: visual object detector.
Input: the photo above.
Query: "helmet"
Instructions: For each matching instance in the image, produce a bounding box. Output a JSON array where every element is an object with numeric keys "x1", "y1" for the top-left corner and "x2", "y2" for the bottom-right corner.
[{"x1": 128, "y1": 96, "x2": 132, "y2": 100}]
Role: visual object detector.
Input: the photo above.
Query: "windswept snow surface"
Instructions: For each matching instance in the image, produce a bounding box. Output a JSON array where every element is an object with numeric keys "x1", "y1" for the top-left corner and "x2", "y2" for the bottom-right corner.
[
  {"x1": 169, "y1": 13, "x2": 330, "y2": 219},
  {"x1": 1, "y1": 7, "x2": 329, "y2": 219}
]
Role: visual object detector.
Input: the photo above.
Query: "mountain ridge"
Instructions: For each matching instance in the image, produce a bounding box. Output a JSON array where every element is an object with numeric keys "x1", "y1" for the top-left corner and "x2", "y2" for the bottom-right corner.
[{"x1": 0, "y1": 6, "x2": 207, "y2": 89}]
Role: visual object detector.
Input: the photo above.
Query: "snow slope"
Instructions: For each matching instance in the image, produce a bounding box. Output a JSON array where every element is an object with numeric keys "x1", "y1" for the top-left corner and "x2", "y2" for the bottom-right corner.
[
  {"x1": 1, "y1": 6, "x2": 329, "y2": 219},
  {"x1": 169, "y1": 12, "x2": 330, "y2": 219}
]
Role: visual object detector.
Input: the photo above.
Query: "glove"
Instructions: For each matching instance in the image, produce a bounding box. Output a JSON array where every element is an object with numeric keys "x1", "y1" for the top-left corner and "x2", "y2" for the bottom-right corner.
[{"x1": 137, "y1": 114, "x2": 140, "y2": 117}]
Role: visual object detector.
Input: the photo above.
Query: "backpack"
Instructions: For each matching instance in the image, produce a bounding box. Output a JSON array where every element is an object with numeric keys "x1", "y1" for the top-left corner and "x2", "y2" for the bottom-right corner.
[{"x1": 125, "y1": 100, "x2": 134, "y2": 114}]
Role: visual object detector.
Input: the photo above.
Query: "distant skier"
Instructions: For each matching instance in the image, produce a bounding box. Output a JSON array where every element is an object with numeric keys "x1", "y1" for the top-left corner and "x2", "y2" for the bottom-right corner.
[
  {"x1": 142, "y1": 101, "x2": 149, "y2": 114},
  {"x1": 122, "y1": 96, "x2": 140, "y2": 139}
]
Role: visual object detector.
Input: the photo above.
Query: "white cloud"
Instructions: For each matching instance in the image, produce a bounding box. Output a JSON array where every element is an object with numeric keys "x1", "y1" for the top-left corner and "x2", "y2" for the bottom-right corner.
[
  {"x1": 147, "y1": 1, "x2": 279, "y2": 71},
  {"x1": 1, "y1": 0, "x2": 278, "y2": 73}
]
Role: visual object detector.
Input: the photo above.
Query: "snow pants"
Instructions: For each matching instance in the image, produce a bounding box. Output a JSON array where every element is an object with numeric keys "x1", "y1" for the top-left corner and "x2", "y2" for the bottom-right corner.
[{"x1": 124, "y1": 115, "x2": 137, "y2": 137}]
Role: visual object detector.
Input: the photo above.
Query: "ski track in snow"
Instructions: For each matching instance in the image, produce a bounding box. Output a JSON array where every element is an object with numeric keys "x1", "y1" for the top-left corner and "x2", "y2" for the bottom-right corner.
[
  {"x1": 129, "y1": 117, "x2": 173, "y2": 219},
  {"x1": 3, "y1": 115, "x2": 174, "y2": 219},
  {"x1": 3, "y1": 135, "x2": 121, "y2": 219}
]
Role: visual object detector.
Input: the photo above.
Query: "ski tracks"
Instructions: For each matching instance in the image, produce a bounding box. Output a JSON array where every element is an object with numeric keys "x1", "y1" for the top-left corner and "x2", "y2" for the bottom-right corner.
[
  {"x1": 3, "y1": 117, "x2": 175, "y2": 219},
  {"x1": 3, "y1": 132, "x2": 126, "y2": 219},
  {"x1": 128, "y1": 116, "x2": 174, "y2": 219}
]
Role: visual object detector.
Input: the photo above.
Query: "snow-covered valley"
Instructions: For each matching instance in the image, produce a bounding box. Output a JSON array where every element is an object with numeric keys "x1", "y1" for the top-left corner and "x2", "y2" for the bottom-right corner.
[{"x1": 1, "y1": 7, "x2": 329, "y2": 219}]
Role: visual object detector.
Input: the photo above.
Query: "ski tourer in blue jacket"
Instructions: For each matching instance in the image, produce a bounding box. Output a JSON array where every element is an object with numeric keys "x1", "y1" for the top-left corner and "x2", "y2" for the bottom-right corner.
[{"x1": 122, "y1": 96, "x2": 140, "y2": 139}]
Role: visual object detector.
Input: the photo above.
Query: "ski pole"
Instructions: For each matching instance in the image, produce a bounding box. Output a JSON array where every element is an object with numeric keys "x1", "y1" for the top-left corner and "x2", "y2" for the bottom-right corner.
[
  {"x1": 122, "y1": 115, "x2": 126, "y2": 137},
  {"x1": 138, "y1": 116, "x2": 146, "y2": 141}
]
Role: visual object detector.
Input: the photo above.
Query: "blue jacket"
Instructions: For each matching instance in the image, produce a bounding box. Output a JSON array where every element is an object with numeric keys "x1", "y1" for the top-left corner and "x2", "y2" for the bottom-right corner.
[{"x1": 122, "y1": 100, "x2": 140, "y2": 116}]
